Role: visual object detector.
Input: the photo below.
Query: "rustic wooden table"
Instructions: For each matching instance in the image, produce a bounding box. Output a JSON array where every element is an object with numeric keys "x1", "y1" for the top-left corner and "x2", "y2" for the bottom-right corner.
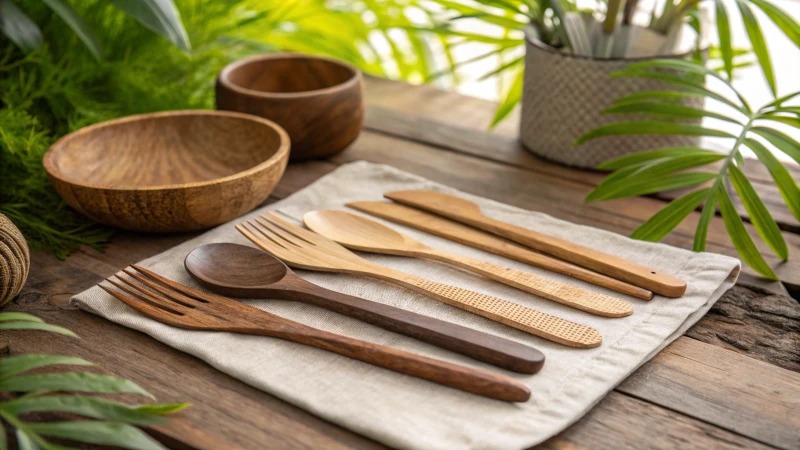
[{"x1": 5, "y1": 77, "x2": 799, "y2": 450}]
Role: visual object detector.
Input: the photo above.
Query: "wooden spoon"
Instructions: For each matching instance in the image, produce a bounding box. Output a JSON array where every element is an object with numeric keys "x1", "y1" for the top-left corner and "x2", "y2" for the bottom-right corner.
[
  {"x1": 384, "y1": 190, "x2": 687, "y2": 297},
  {"x1": 303, "y1": 210, "x2": 634, "y2": 318},
  {"x1": 185, "y1": 243, "x2": 545, "y2": 374}
]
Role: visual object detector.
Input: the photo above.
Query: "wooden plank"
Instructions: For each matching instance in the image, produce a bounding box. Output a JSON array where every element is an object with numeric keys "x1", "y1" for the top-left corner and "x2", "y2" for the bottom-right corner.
[
  {"x1": 363, "y1": 77, "x2": 800, "y2": 235},
  {"x1": 618, "y1": 337, "x2": 800, "y2": 449},
  {"x1": 540, "y1": 391, "x2": 775, "y2": 450},
  {"x1": 333, "y1": 130, "x2": 800, "y2": 289},
  {"x1": 686, "y1": 285, "x2": 800, "y2": 372}
]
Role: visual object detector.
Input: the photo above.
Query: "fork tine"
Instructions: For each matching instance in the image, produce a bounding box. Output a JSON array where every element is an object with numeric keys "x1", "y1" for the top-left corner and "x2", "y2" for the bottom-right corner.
[
  {"x1": 121, "y1": 268, "x2": 201, "y2": 306},
  {"x1": 262, "y1": 212, "x2": 322, "y2": 244},
  {"x1": 239, "y1": 221, "x2": 291, "y2": 257},
  {"x1": 99, "y1": 285, "x2": 182, "y2": 323},
  {"x1": 129, "y1": 265, "x2": 221, "y2": 304},
  {"x1": 255, "y1": 217, "x2": 307, "y2": 248},
  {"x1": 105, "y1": 277, "x2": 187, "y2": 315}
]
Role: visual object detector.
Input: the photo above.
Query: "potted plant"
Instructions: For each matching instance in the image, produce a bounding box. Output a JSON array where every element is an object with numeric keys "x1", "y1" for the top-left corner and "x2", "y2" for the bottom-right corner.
[{"x1": 423, "y1": 0, "x2": 800, "y2": 168}]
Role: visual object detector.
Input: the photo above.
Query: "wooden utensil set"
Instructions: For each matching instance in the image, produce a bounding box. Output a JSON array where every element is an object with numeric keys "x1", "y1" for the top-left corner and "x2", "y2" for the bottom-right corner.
[{"x1": 100, "y1": 190, "x2": 686, "y2": 403}]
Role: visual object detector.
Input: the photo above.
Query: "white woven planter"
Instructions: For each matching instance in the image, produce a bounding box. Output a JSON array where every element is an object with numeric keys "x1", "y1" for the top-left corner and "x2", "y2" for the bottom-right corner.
[{"x1": 519, "y1": 31, "x2": 704, "y2": 169}]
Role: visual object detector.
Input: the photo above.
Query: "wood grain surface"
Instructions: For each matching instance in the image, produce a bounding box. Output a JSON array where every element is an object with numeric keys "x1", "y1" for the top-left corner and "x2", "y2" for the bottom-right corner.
[
  {"x1": 184, "y1": 243, "x2": 545, "y2": 374},
  {"x1": 217, "y1": 53, "x2": 364, "y2": 161},
  {"x1": 43, "y1": 110, "x2": 289, "y2": 232},
  {"x1": 3, "y1": 76, "x2": 799, "y2": 450}
]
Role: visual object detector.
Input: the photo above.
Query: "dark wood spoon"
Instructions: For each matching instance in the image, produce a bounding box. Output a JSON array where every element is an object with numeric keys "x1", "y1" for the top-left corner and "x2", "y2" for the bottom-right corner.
[{"x1": 185, "y1": 243, "x2": 545, "y2": 374}]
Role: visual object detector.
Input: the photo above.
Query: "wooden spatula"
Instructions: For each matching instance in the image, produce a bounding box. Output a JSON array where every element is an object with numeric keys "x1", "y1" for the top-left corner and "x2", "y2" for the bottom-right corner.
[{"x1": 384, "y1": 190, "x2": 687, "y2": 297}]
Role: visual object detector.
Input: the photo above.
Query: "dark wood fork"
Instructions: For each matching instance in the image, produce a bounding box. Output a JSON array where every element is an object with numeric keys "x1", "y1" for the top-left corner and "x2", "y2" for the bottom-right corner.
[{"x1": 99, "y1": 266, "x2": 532, "y2": 402}]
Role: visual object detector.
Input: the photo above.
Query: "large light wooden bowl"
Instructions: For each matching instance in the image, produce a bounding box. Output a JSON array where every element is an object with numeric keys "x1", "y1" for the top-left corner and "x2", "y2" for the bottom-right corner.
[{"x1": 44, "y1": 111, "x2": 290, "y2": 232}]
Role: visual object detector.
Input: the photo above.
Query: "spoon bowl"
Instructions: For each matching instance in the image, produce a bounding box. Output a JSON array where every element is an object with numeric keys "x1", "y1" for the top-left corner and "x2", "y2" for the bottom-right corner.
[
  {"x1": 186, "y1": 243, "x2": 288, "y2": 294},
  {"x1": 303, "y1": 210, "x2": 426, "y2": 254}
]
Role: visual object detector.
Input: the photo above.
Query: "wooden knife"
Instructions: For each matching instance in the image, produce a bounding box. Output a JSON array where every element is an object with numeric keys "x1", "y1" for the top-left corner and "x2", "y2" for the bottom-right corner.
[{"x1": 382, "y1": 190, "x2": 687, "y2": 297}]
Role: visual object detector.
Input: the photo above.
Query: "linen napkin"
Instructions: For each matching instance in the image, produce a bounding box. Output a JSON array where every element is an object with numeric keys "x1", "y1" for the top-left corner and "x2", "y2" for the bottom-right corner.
[{"x1": 72, "y1": 161, "x2": 740, "y2": 450}]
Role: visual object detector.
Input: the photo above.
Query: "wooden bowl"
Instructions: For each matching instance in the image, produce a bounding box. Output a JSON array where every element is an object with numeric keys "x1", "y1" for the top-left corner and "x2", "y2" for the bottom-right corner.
[
  {"x1": 216, "y1": 53, "x2": 364, "y2": 161},
  {"x1": 44, "y1": 111, "x2": 289, "y2": 232}
]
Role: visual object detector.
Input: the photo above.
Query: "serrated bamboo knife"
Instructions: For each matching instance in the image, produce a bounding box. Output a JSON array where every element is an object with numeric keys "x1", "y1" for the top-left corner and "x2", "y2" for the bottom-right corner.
[
  {"x1": 347, "y1": 201, "x2": 653, "y2": 300},
  {"x1": 304, "y1": 210, "x2": 634, "y2": 317},
  {"x1": 384, "y1": 190, "x2": 687, "y2": 298}
]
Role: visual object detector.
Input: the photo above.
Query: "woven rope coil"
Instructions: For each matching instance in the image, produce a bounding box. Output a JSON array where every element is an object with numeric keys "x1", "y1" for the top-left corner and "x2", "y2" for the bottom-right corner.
[
  {"x1": 0, "y1": 213, "x2": 30, "y2": 307},
  {"x1": 519, "y1": 36, "x2": 703, "y2": 169}
]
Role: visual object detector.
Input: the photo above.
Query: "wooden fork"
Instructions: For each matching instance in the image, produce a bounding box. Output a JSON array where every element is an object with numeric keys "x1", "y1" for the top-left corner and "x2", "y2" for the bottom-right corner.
[
  {"x1": 236, "y1": 212, "x2": 603, "y2": 349},
  {"x1": 99, "y1": 266, "x2": 531, "y2": 402}
]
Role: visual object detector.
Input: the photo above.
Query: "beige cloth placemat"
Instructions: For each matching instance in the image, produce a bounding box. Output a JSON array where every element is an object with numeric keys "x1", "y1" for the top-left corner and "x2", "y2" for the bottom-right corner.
[{"x1": 73, "y1": 161, "x2": 740, "y2": 450}]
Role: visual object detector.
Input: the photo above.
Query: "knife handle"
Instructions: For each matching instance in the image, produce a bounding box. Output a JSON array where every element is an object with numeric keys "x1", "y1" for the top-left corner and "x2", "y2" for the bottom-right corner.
[
  {"x1": 376, "y1": 271, "x2": 602, "y2": 349},
  {"x1": 287, "y1": 277, "x2": 545, "y2": 373},
  {"x1": 475, "y1": 216, "x2": 687, "y2": 298},
  {"x1": 423, "y1": 249, "x2": 634, "y2": 318}
]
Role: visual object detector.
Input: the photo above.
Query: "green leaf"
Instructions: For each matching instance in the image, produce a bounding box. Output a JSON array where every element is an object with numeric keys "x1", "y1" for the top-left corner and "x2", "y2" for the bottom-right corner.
[
  {"x1": 764, "y1": 91, "x2": 800, "y2": 109},
  {"x1": 714, "y1": 0, "x2": 734, "y2": 79},
  {"x1": 694, "y1": 187, "x2": 718, "y2": 252},
  {"x1": 0, "y1": 313, "x2": 43, "y2": 323},
  {"x1": 588, "y1": 153, "x2": 724, "y2": 201},
  {"x1": 586, "y1": 172, "x2": 717, "y2": 202},
  {"x1": 631, "y1": 188, "x2": 711, "y2": 242},
  {"x1": 575, "y1": 121, "x2": 735, "y2": 146},
  {"x1": 41, "y1": 0, "x2": 102, "y2": 59},
  {"x1": 611, "y1": 71, "x2": 748, "y2": 114},
  {"x1": 0, "y1": 0, "x2": 42, "y2": 53},
  {"x1": 729, "y1": 165, "x2": 788, "y2": 260},
  {"x1": 0, "y1": 396, "x2": 167, "y2": 425},
  {"x1": 749, "y1": 0, "x2": 800, "y2": 48},
  {"x1": 762, "y1": 114, "x2": 800, "y2": 128},
  {"x1": 135, "y1": 403, "x2": 191, "y2": 415},
  {"x1": 490, "y1": 68, "x2": 523, "y2": 128},
  {"x1": 547, "y1": 0, "x2": 572, "y2": 50},
  {"x1": 736, "y1": 0, "x2": 776, "y2": 97},
  {"x1": 751, "y1": 127, "x2": 800, "y2": 165},
  {"x1": 110, "y1": 0, "x2": 190, "y2": 51},
  {"x1": 0, "y1": 354, "x2": 93, "y2": 379},
  {"x1": 0, "y1": 373, "x2": 153, "y2": 399},
  {"x1": 27, "y1": 421, "x2": 165, "y2": 450},
  {"x1": 597, "y1": 147, "x2": 723, "y2": 170},
  {"x1": 612, "y1": 90, "x2": 706, "y2": 105},
  {"x1": 604, "y1": 101, "x2": 740, "y2": 124},
  {"x1": 718, "y1": 188, "x2": 777, "y2": 279},
  {"x1": 744, "y1": 138, "x2": 800, "y2": 222},
  {"x1": 0, "y1": 322, "x2": 76, "y2": 337},
  {"x1": 0, "y1": 423, "x2": 5, "y2": 450},
  {"x1": 14, "y1": 430, "x2": 38, "y2": 450}
]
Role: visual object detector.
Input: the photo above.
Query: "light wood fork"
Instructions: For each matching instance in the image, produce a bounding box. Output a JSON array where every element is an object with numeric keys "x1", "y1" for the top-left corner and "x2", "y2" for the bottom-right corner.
[
  {"x1": 236, "y1": 213, "x2": 603, "y2": 349},
  {"x1": 99, "y1": 265, "x2": 531, "y2": 402}
]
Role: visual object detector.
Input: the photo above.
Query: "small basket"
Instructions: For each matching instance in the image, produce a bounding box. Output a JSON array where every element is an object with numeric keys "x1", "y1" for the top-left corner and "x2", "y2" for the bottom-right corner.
[{"x1": 519, "y1": 30, "x2": 704, "y2": 169}]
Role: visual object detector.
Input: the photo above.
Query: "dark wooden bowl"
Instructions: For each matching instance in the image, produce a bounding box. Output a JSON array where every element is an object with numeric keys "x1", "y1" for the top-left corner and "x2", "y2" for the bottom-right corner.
[
  {"x1": 216, "y1": 53, "x2": 364, "y2": 161},
  {"x1": 44, "y1": 111, "x2": 289, "y2": 232}
]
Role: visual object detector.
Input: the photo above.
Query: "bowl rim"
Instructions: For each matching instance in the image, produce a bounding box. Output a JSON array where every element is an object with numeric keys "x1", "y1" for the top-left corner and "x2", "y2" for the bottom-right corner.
[
  {"x1": 217, "y1": 52, "x2": 362, "y2": 99},
  {"x1": 43, "y1": 110, "x2": 290, "y2": 192}
]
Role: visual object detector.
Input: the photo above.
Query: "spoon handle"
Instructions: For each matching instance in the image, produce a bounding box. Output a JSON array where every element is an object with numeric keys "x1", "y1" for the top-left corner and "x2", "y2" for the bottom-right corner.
[
  {"x1": 242, "y1": 317, "x2": 531, "y2": 402},
  {"x1": 287, "y1": 277, "x2": 545, "y2": 374},
  {"x1": 369, "y1": 270, "x2": 602, "y2": 349},
  {"x1": 422, "y1": 248, "x2": 634, "y2": 318}
]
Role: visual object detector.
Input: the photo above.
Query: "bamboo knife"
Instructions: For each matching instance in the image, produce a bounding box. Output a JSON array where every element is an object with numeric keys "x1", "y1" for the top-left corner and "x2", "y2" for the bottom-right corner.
[{"x1": 382, "y1": 190, "x2": 687, "y2": 297}]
